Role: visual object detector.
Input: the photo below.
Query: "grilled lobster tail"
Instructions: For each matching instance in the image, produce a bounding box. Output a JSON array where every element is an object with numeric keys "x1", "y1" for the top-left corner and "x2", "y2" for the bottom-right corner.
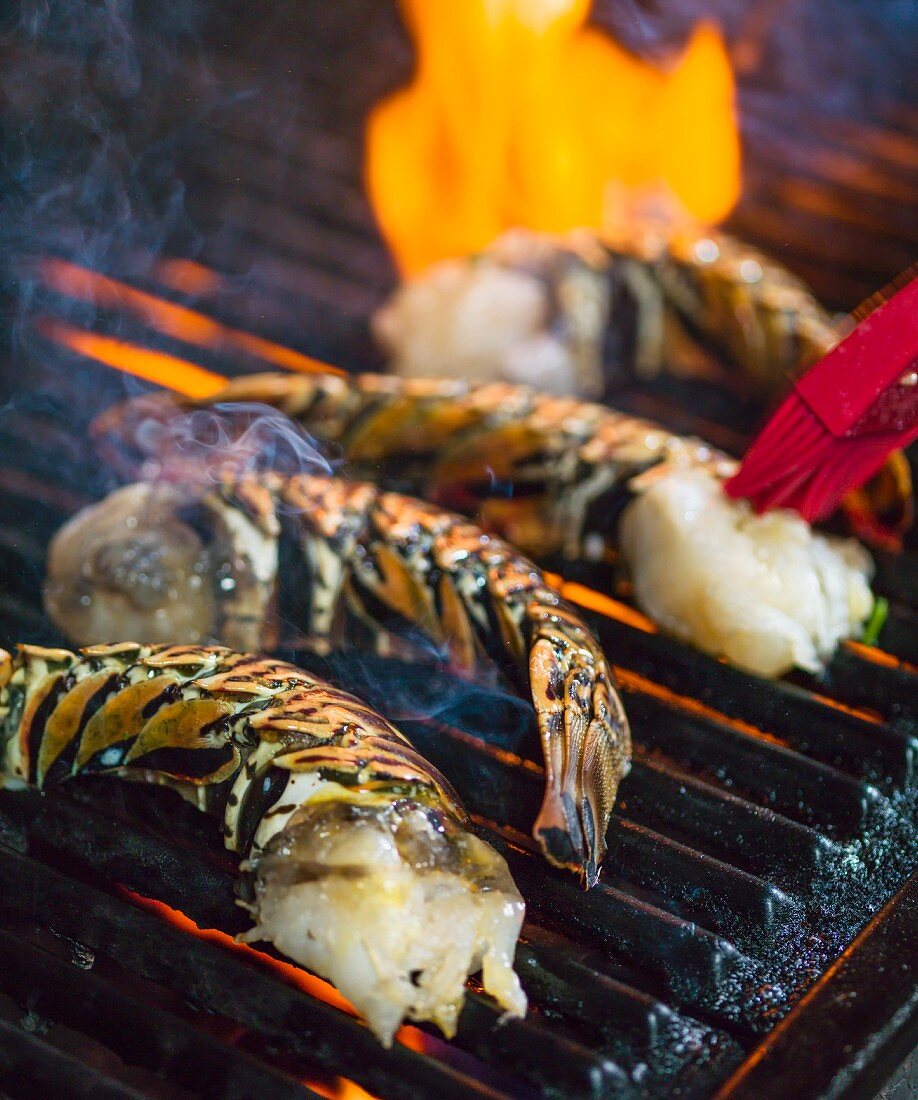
[
  {"x1": 45, "y1": 475, "x2": 631, "y2": 885},
  {"x1": 0, "y1": 643, "x2": 527, "y2": 1043},
  {"x1": 90, "y1": 371, "x2": 731, "y2": 564},
  {"x1": 90, "y1": 370, "x2": 876, "y2": 680}
]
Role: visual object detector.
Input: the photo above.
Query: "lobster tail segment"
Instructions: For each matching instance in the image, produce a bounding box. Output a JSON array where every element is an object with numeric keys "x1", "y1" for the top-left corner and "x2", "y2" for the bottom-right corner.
[
  {"x1": 43, "y1": 465, "x2": 635, "y2": 888},
  {"x1": 528, "y1": 600, "x2": 631, "y2": 888}
]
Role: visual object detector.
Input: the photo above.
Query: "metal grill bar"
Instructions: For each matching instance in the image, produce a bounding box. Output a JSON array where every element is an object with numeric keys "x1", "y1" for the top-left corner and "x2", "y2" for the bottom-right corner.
[
  {"x1": 0, "y1": 279, "x2": 916, "y2": 1100},
  {"x1": 618, "y1": 692, "x2": 884, "y2": 838},
  {"x1": 715, "y1": 875, "x2": 918, "y2": 1100},
  {"x1": 583, "y1": 616, "x2": 916, "y2": 788},
  {"x1": 401, "y1": 715, "x2": 840, "y2": 895},
  {"x1": 2, "y1": 0, "x2": 917, "y2": 1091},
  {"x1": 1, "y1": 780, "x2": 743, "y2": 1099}
]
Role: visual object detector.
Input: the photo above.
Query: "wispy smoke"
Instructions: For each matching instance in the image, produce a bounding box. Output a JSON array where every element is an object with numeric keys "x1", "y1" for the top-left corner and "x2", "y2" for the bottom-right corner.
[
  {"x1": 132, "y1": 402, "x2": 332, "y2": 487},
  {"x1": 286, "y1": 649, "x2": 538, "y2": 755},
  {"x1": 0, "y1": 0, "x2": 211, "y2": 366}
]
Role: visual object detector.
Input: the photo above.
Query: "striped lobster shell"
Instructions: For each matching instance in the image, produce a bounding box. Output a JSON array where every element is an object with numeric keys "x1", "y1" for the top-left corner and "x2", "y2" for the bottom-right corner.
[
  {"x1": 0, "y1": 643, "x2": 529, "y2": 1043},
  {"x1": 93, "y1": 371, "x2": 735, "y2": 566},
  {"x1": 603, "y1": 223, "x2": 839, "y2": 391},
  {"x1": 45, "y1": 475, "x2": 631, "y2": 886},
  {"x1": 0, "y1": 642, "x2": 464, "y2": 857},
  {"x1": 371, "y1": 224, "x2": 912, "y2": 545}
]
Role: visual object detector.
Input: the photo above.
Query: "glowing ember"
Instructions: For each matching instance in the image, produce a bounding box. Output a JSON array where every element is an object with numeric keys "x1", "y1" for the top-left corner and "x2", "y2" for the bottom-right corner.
[
  {"x1": 116, "y1": 888, "x2": 355, "y2": 1011},
  {"x1": 544, "y1": 573, "x2": 657, "y2": 633},
  {"x1": 40, "y1": 258, "x2": 342, "y2": 379},
  {"x1": 308, "y1": 1080, "x2": 380, "y2": 1100},
  {"x1": 366, "y1": 0, "x2": 741, "y2": 274},
  {"x1": 38, "y1": 318, "x2": 227, "y2": 399},
  {"x1": 845, "y1": 640, "x2": 915, "y2": 674},
  {"x1": 613, "y1": 666, "x2": 787, "y2": 745},
  {"x1": 799, "y1": 685, "x2": 883, "y2": 725},
  {"x1": 153, "y1": 257, "x2": 223, "y2": 297}
]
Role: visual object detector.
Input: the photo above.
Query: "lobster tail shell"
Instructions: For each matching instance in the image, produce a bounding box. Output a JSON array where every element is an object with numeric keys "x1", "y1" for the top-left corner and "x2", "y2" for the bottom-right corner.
[{"x1": 528, "y1": 599, "x2": 630, "y2": 886}]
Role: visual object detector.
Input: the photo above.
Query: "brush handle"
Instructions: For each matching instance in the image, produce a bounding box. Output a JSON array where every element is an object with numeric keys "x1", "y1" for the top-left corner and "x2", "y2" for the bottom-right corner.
[{"x1": 796, "y1": 276, "x2": 918, "y2": 437}]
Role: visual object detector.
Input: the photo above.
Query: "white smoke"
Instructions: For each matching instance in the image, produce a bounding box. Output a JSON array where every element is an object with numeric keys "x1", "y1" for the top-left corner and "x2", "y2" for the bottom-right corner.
[{"x1": 132, "y1": 401, "x2": 332, "y2": 489}]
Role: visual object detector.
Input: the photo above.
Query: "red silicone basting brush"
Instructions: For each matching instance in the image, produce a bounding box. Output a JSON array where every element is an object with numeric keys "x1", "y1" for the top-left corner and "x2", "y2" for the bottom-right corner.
[{"x1": 725, "y1": 272, "x2": 918, "y2": 522}]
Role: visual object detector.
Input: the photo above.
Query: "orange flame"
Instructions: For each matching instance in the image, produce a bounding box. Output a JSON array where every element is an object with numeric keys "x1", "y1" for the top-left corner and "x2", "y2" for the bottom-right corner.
[
  {"x1": 544, "y1": 573, "x2": 657, "y2": 633},
  {"x1": 307, "y1": 1081, "x2": 381, "y2": 1100},
  {"x1": 366, "y1": 0, "x2": 741, "y2": 274},
  {"x1": 845, "y1": 640, "x2": 916, "y2": 675},
  {"x1": 39, "y1": 317, "x2": 227, "y2": 399},
  {"x1": 116, "y1": 889, "x2": 356, "y2": 1013},
  {"x1": 40, "y1": 258, "x2": 342, "y2": 379}
]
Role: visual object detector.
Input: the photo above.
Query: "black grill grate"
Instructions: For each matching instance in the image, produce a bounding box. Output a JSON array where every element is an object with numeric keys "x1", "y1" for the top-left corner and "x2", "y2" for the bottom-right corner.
[
  {"x1": 0, "y1": 342, "x2": 915, "y2": 1098},
  {"x1": 1, "y1": 1, "x2": 917, "y2": 1093}
]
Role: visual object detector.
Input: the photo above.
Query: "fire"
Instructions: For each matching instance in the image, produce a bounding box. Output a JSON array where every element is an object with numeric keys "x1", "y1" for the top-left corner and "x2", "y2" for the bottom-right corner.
[
  {"x1": 366, "y1": 0, "x2": 741, "y2": 274},
  {"x1": 153, "y1": 257, "x2": 223, "y2": 297},
  {"x1": 117, "y1": 888, "x2": 355, "y2": 1012},
  {"x1": 308, "y1": 1081, "x2": 380, "y2": 1100},
  {"x1": 845, "y1": 640, "x2": 915, "y2": 674},
  {"x1": 544, "y1": 573, "x2": 657, "y2": 633},
  {"x1": 39, "y1": 318, "x2": 227, "y2": 399}
]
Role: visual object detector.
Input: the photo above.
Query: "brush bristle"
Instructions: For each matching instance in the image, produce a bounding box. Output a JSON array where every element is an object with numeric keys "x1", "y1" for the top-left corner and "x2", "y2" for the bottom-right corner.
[
  {"x1": 729, "y1": 264, "x2": 918, "y2": 523},
  {"x1": 726, "y1": 392, "x2": 913, "y2": 521},
  {"x1": 725, "y1": 394, "x2": 833, "y2": 500},
  {"x1": 730, "y1": 421, "x2": 909, "y2": 521}
]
